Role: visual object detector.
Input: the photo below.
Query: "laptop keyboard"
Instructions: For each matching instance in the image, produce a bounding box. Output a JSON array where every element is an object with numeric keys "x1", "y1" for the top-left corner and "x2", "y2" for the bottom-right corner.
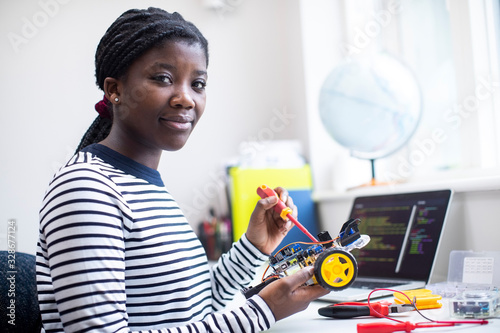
[{"x1": 349, "y1": 280, "x2": 403, "y2": 289}]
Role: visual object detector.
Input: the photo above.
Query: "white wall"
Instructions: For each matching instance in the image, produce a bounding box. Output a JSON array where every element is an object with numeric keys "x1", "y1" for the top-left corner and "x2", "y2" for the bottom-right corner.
[
  {"x1": 0, "y1": 0, "x2": 309, "y2": 255},
  {"x1": 300, "y1": 0, "x2": 375, "y2": 193}
]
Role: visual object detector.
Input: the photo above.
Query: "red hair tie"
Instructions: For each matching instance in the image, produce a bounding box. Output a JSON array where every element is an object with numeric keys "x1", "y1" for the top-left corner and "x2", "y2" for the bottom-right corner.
[{"x1": 95, "y1": 95, "x2": 111, "y2": 119}]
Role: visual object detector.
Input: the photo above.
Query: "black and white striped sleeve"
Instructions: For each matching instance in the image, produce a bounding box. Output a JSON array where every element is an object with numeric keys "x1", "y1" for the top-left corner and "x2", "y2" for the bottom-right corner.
[
  {"x1": 210, "y1": 234, "x2": 269, "y2": 310},
  {"x1": 162, "y1": 295, "x2": 275, "y2": 333},
  {"x1": 159, "y1": 234, "x2": 276, "y2": 332},
  {"x1": 37, "y1": 165, "x2": 132, "y2": 333}
]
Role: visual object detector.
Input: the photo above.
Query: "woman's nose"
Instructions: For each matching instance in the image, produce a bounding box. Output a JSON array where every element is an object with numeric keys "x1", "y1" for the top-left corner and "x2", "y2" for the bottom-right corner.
[{"x1": 170, "y1": 87, "x2": 195, "y2": 109}]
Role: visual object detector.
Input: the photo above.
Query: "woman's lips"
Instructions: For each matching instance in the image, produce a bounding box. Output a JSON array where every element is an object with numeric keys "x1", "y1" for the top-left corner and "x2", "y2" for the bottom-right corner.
[{"x1": 160, "y1": 116, "x2": 193, "y2": 131}]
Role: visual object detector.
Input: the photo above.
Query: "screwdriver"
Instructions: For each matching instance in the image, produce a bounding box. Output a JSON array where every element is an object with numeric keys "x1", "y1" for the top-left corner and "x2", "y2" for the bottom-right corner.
[
  {"x1": 357, "y1": 320, "x2": 488, "y2": 333},
  {"x1": 357, "y1": 322, "x2": 444, "y2": 333},
  {"x1": 257, "y1": 184, "x2": 318, "y2": 242}
]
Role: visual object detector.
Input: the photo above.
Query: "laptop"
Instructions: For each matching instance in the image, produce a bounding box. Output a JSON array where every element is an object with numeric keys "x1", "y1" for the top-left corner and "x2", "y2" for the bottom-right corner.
[{"x1": 321, "y1": 189, "x2": 453, "y2": 303}]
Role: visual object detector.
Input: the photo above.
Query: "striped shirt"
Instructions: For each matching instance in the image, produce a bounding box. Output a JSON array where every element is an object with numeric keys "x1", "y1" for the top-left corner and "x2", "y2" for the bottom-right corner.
[{"x1": 36, "y1": 144, "x2": 275, "y2": 333}]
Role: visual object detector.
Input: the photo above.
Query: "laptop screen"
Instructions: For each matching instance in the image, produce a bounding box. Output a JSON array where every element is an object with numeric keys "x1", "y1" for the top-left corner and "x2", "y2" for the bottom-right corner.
[{"x1": 348, "y1": 190, "x2": 452, "y2": 282}]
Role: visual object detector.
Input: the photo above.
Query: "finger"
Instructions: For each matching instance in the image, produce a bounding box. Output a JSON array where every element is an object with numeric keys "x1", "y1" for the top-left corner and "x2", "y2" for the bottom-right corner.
[
  {"x1": 275, "y1": 187, "x2": 298, "y2": 218},
  {"x1": 286, "y1": 268, "x2": 330, "y2": 300},
  {"x1": 287, "y1": 195, "x2": 298, "y2": 218},
  {"x1": 257, "y1": 195, "x2": 278, "y2": 211},
  {"x1": 279, "y1": 220, "x2": 293, "y2": 236},
  {"x1": 274, "y1": 187, "x2": 288, "y2": 204},
  {"x1": 250, "y1": 195, "x2": 278, "y2": 227},
  {"x1": 295, "y1": 284, "x2": 331, "y2": 301},
  {"x1": 283, "y1": 266, "x2": 314, "y2": 288}
]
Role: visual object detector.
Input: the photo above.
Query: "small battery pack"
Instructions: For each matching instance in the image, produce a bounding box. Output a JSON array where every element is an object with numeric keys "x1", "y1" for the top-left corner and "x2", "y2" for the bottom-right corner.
[{"x1": 451, "y1": 289, "x2": 500, "y2": 318}]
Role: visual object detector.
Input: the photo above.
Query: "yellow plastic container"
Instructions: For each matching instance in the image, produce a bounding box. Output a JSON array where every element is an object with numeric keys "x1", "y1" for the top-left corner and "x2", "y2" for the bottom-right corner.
[{"x1": 393, "y1": 289, "x2": 442, "y2": 310}]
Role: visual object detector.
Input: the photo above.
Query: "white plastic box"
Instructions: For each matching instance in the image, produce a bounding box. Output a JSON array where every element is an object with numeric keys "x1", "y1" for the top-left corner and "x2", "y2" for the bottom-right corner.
[{"x1": 427, "y1": 250, "x2": 500, "y2": 318}]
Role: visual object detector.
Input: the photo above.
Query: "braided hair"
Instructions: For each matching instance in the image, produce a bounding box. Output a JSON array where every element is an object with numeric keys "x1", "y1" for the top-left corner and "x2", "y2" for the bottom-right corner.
[{"x1": 75, "y1": 7, "x2": 209, "y2": 153}]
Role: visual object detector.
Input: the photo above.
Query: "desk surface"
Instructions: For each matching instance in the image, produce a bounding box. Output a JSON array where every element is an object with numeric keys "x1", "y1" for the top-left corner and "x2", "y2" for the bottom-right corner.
[{"x1": 267, "y1": 299, "x2": 500, "y2": 332}]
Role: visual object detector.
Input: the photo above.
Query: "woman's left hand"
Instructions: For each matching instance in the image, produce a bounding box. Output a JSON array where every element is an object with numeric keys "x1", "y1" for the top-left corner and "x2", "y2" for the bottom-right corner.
[{"x1": 245, "y1": 187, "x2": 297, "y2": 255}]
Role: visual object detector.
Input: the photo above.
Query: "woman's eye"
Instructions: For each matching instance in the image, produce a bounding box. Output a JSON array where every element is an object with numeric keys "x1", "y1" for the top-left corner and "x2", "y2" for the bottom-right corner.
[
  {"x1": 154, "y1": 75, "x2": 172, "y2": 84},
  {"x1": 193, "y1": 81, "x2": 206, "y2": 90}
]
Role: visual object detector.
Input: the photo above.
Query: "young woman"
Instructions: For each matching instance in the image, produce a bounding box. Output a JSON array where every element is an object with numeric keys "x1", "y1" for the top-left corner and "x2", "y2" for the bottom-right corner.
[{"x1": 36, "y1": 8, "x2": 328, "y2": 333}]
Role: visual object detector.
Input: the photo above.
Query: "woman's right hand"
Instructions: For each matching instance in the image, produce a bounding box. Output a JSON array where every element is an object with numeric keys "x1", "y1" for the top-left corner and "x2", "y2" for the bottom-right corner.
[{"x1": 258, "y1": 267, "x2": 330, "y2": 321}]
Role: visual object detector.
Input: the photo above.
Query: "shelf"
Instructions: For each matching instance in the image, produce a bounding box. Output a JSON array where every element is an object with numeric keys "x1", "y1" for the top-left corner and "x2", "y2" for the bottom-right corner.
[{"x1": 313, "y1": 175, "x2": 500, "y2": 202}]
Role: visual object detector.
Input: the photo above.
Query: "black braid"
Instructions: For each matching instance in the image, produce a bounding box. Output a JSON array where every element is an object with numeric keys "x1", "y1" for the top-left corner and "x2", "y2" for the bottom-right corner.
[
  {"x1": 75, "y1": 116, "x2": 112, "y2": 153},
  {"x1": 75, "y1": 7, "x2": 209, "y2": 152}
]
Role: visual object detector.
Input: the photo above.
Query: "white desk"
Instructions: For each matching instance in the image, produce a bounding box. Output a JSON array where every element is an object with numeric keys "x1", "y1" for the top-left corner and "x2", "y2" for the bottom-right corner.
[{"x1": 267, "y1": 299, "x2": 500, "y2": 332}]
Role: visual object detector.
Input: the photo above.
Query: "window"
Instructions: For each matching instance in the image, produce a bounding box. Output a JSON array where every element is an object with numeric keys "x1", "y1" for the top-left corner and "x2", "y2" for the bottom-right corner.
[{"x1": 302, "y1": 0, "x2": 500, "y2": 191}]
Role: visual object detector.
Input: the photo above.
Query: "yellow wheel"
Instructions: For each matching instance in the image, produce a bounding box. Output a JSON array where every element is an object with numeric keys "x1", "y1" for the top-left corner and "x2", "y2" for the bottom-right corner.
[{"x1": 314, "y1": 249, "x2": 357, "y2": 290}]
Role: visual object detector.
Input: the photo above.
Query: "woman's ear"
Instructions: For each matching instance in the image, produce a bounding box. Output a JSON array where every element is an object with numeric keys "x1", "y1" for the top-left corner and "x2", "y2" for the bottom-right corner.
[{"x1": 103, "y1": 77, "x2": 121, "y2": 105}]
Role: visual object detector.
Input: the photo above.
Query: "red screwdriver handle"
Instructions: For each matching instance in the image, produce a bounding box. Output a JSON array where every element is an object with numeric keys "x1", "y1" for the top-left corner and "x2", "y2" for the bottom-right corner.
[
  {"x1": 357, "y1": 322, "x2": 416, "y2": 333},
  {"x1": 257, "y1": 185, "x2": 291, "y2": 219},
  {"x1": 257, "y1": 185, "x2": 318, "y2": 242}
]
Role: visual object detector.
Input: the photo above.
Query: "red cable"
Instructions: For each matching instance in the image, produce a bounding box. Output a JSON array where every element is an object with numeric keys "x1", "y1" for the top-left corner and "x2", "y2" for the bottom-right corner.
[{"x1": 357, "y1": 288, "x2": 488, "y2": 333}]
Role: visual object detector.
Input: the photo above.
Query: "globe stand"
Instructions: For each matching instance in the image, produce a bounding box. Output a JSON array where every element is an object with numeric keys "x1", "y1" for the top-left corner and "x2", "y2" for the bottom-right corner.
[{"x1": 359, "y1": 159, "x2": 391, "y2": 187}]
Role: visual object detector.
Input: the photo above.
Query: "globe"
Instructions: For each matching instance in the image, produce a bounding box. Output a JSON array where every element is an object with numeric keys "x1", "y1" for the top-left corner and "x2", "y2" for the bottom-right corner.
[{"x1": 319, "y1": 54, "x2": 422, "y2": 183}]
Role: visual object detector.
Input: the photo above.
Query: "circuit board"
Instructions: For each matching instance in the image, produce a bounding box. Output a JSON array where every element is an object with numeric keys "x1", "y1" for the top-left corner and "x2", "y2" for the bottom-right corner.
[
  {"x1": 241, "y1": 219, "x2": 370, "y2": 298},
  {"x1": 269, "y1": 243, "x2": 325, "y2": 284}
]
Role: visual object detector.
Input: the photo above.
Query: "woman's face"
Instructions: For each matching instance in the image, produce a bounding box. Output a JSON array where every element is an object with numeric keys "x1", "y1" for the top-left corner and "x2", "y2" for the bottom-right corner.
[{"x1": 110, "y1": 40, "x2": 207, "y2": 153}]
